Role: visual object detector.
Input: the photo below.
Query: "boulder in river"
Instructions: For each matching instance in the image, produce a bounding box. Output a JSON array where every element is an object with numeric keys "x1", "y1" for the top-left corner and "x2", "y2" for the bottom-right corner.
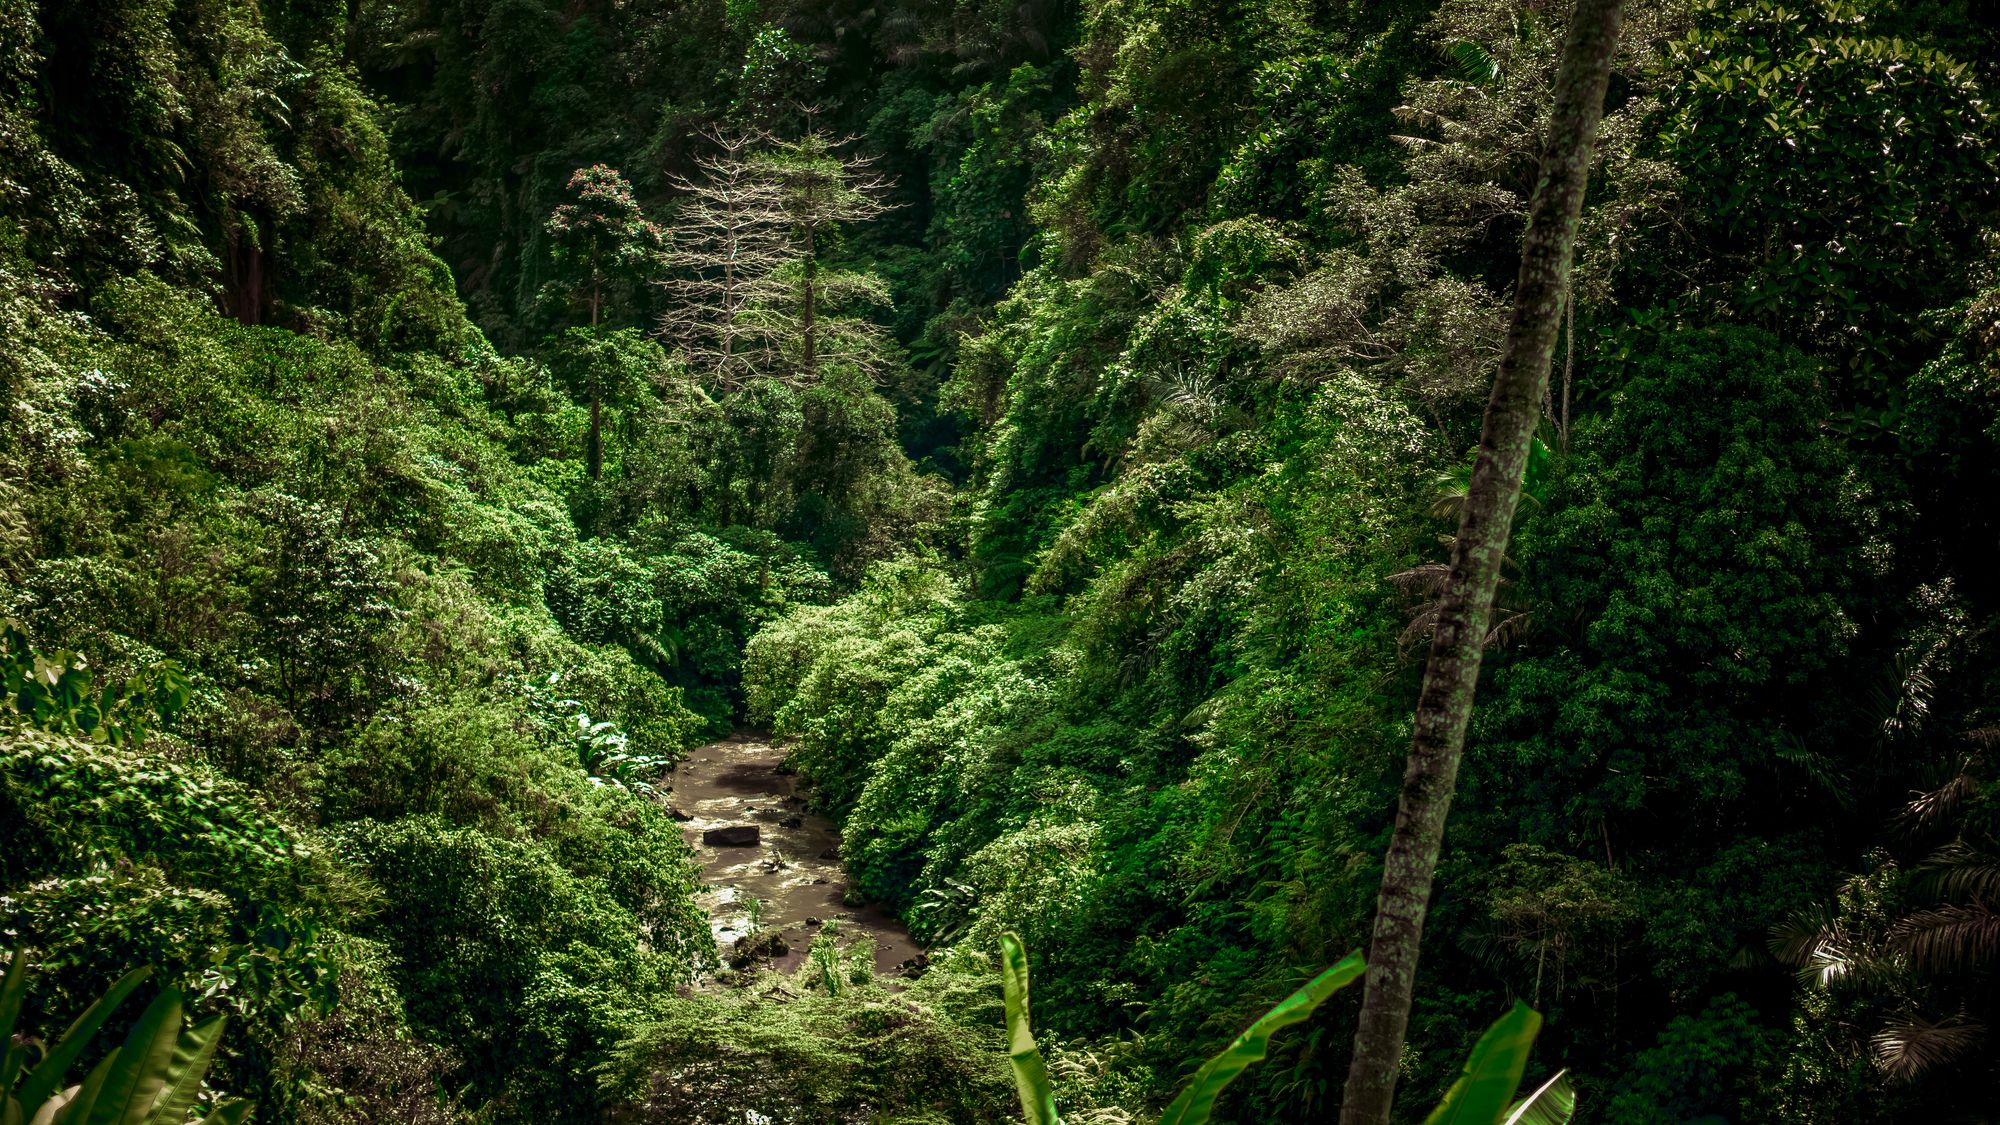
[
  {"x1": 779, "y1": 815, "x2": 803, "y2": 828},
  {"x1": 703, "y1": 825, "x2": 760, "y2": 847},
  {"x1": 729, "y1": 929, "x2": 790, "y2": 969}
]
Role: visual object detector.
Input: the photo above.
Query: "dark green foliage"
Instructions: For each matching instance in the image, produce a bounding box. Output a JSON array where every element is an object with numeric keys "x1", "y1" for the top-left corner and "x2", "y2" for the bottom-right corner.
[
  {"x1": 8, "y1": 0, "x2": 2000, "y2": 1120},
  {"x1": 0, "y1": 4, "x2": 715, "y2": 1120},
  {"x1": 738, "y1": 0, "x2": 2000, "y2": 1120},
  {"x1": 1489, "y1": 327, "x2": 1861, "y2": 822},
  {"x1": 996, "y1": 935, "x2": 1575, "y2": 1125},
  {"x1": 1602, "y1": 996, "x2": 1774, "y2": 1125},
  {"x1": 1656, "y1": 0, "x2": 1999, "y2": 374}
]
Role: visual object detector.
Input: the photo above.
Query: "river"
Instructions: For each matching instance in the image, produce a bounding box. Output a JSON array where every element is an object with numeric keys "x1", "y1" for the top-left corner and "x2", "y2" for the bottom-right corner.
[{"x1": 669, "y1": 732, "x2": 921, "y2": 978}]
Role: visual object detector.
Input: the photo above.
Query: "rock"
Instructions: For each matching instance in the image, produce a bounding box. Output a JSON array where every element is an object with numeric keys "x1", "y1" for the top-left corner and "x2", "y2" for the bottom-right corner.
[
  {"x1": 778, "y1": 815, "x2": 803, "y2": 829},
  {"x1": 664, "y1": 806, "x2": 692, "y2": 821},
  {"x1": 804, "y1": 916, "x2": 822, "y2": 926},
  {"x1": 703, "y1": 825, "x2": 760, "y2": 847},
  {"x1": 727, "y1": 929, "x2": 790, "y2": 969}
]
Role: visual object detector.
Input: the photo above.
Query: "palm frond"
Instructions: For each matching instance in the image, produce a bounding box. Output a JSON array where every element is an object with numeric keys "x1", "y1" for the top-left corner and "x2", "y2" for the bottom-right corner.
[
  {"x1": 1388, "y1": 563, "x2": 1451, "y2": 598},
  {"x1": 1769, "y1": 904, "x2": 1846, "y2": 984},
  {"x1": 1768, "y1": 904, "x2": 1906, "y2": 990},
  {"x1": 1898, "y1": 769, "x2": 1976, "y2": 838},
  {"x1": 1913, "y1": 842, "x2": 2000, "y2": 905},
  {"x1": 1774, "y1": 734, "x2": 1854, "y2": 808},
  {"x1": 1889, "y1": 903, "x2": 2000, "y2": 972},
  {"x1": 1485, "y1": 609, "x2": 1533, "y2": 650},
  {"x1": 1776, "y1": 900, "x2": 1832, "y2": 964},
  {"x1": 1444, "y1": 41, "x2": 1502, "y2": 86},
  {"x1": 1872, "y1": 1014, "x2": 1986, "y2": 1082}
]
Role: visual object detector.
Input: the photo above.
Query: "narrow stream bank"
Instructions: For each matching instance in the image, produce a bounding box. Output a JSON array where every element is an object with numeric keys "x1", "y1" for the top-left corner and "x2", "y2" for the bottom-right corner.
[{"x1": 670, "y1": 732, "x2": 921, "y2": 978}]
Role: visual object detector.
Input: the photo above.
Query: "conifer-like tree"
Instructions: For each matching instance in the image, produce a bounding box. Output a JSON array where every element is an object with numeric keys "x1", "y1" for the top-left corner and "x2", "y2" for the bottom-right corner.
[
  {"x1": 754, "y1": 133, "x2": 895, "y2": 384},
  {"x1": 544, "y1": 164, "x2": 668, "y2": 478}
]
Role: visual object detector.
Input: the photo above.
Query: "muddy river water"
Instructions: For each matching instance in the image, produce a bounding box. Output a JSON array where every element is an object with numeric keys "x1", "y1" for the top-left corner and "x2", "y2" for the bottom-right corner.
[{"x1": 669, "y1": 732, "x2": 921, "y2": 977}]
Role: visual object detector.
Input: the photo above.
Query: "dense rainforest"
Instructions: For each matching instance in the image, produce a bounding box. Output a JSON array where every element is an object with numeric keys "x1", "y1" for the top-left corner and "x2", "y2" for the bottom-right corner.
[{"x1": 3, "y1": 0, "x2": 1999, "y2": 1121}]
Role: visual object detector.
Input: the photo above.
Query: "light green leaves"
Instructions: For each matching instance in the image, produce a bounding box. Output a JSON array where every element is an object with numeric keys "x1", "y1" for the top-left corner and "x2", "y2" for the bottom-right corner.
[
  {"x1": 1001, "y1": 935, "x2": 1369, "y2": 1125},
  {"x1": 1157, "y1": 950, "x2": 1366, "y2": 1125},
  {"x1": 1422, "y1": 1002, "x2": 1544, "y2": 1125},
  {"x1": 1501, "y1": 1068, "x2": 1574, "y2": 1125},
  {"x1": 999, "y1": 933, "x2": 1060, "y2": 1125},
  {"x1": 997, "y1": 937, "x2": 1573, "y2": 1125}
]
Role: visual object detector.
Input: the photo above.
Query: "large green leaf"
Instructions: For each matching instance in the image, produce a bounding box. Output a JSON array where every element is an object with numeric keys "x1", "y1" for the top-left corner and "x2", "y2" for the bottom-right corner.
[
  {"x1": 1501, "y1": 1068, "x2": 1574, "y2": 1125},
  {"x1": 1, "y1": 950, "x2": 31, "y2": 1097},
  {"x1": 1422, "y1": 1002, "x2": 1544, "y2": 1125},
  {"x1": 143, "y1": 1015, "x2": 228, "y2": 1125},
  {"x1": 25, "y1": 1094, "x2": 70, "y2": 1125},
  {"x1": 16, "y1": 968, "x2": 153, "y2": 1112},
  {"x1": 53, "y1": 1050, "x2": 118, "y2": 1125},
  {"x1": 83, "y1": 989, "x2": 183, "y2": 1125},
  {"x1": 998, "y1": 932, "x2": 1059, "y2": 1125},
  {"x1": 1157, "y1": 950, "x2": 1367, "y2": 1125}
]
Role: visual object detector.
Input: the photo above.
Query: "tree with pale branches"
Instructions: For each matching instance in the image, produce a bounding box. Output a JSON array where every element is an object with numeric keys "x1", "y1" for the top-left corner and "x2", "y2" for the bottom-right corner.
[
  {"x1": 658, "y1": 131, "x2": 895, "y2": 391},
  {"x1": 657, "y1": 130, "x2": 790, "y2": 391}
]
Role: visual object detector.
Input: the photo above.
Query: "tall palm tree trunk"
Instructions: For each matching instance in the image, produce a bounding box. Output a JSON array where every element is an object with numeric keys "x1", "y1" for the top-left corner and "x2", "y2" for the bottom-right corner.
[{"x1": 1337, "y1": 2, "x2": 1624, "y2": 1122}]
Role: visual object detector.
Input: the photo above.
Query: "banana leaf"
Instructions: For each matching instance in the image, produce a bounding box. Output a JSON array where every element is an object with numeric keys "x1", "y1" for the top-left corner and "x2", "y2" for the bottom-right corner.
[
  {"x1": 1422, "y1": 1002, "x2": 1543, "y2": 1125},
  {"x1": 16, "y1": 968, "x2": 153, "y2": 1112},
  {"x1": 998, "y1": 933, "x2": 1058, "y2": 1125},
  {"x1": 2, "y1": 949, "x2": 31, "y2": 1097},
  {"x1": 83, "y1": 988, "x2": 183, "y2": 1125},
  {"x1": 1157, "y1": 950, "x2": 1366, "y2": 1125},
  {"x1": 143, "y1": 1015, "x2": 228, "y2": 1125},
  {"x1": 27, "y1": 1092, "x2": 75, "y2": 1125},
  {"x1": 53, "y1": 1050, "x2": 119, "y2": 1125},
  {"x1": 1501, "y1": 1068, "x2": 1574, "y2": 1125}
]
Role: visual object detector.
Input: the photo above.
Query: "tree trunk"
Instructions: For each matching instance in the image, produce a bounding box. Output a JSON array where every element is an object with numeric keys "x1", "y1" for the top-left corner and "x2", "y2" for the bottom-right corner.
[
  {"x1": 1336, "y1": 3, "x2": 1624, "y2": 1122},
  {"x1": 588, "y1": 388, "x2": 603, "y2": 481},
  {"x1": 588, "y1": 247, "x2": 602, "y2": 480},
  {"x1": 800, "y1": 223, "x2": 817, "y2": 381}
]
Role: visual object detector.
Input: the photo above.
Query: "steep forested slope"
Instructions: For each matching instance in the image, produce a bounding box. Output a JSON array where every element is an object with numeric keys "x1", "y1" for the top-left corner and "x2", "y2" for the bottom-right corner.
[
  {"x1": 0, "y1": 3, "x2": 732, "y2": 1121},
  {"x1": 741, "y1": 0, "x2": 2000, "y2": 1121},
  {"x1": 3, "y1": 0, "x2": 1999, "y2": 1123}
]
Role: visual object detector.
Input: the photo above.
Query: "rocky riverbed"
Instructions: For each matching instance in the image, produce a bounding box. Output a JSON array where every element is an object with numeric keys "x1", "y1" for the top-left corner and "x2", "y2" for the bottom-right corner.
[{"x1": 670, "y1": 732, "x2": 921, "y2": 977}]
